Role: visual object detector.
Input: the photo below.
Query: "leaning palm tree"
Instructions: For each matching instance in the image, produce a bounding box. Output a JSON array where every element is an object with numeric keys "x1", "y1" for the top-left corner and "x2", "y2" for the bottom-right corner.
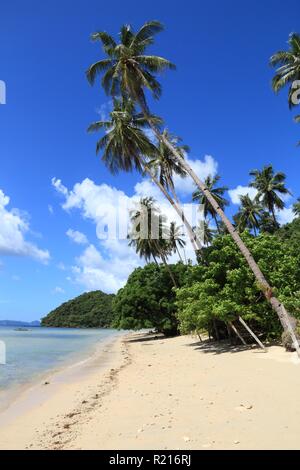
[
  {"x1": 128, "y1": 197, "x2": 177, "y2": 286},
  {"x1": 87, "y1": 21, "x2": 300, "y2": 352},
  {"x1": 249, "y1": 165, "x2": 290, "y2": 227},
  {"x1": 88, "y1": 97, "x2": 202, "y2": 253},
  {"x1": 234, "y1": 194, "x2": 262, "y2": 236},
  {"x1": 192, "y1": 175, "x2": 229, "y2": 233},
  {"x1": 270, "y1": 33, "x2": 300, "y2": 108},
  {"x1": 146, "y1": 129, "x2": 188, "y2": 203},
  {"x1": 293, "y1": 198, "x2": 300, "y2": 217},
  {"x1": 168, "y1": 221, "x2": 186, "y2": 262}
]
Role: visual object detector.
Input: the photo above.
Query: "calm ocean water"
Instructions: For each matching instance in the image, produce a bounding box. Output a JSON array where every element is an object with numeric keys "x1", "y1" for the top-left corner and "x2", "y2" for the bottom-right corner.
[{"x1": 0, "y1": 327, "x2": 120, "y2": 393}]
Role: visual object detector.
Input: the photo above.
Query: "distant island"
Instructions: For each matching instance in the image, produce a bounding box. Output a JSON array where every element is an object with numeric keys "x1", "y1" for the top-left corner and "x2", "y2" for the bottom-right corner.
[
  {"x1": 41, "y1": 290, "x2": 115, "y2": 328},
  {"x1": 0, "y1": 320, "x2": 40, "y2": 327}
]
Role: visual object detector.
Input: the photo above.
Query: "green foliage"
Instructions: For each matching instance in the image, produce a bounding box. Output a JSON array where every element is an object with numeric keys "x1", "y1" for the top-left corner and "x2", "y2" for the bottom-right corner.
[
  {"x1": 112, "y1": 262, "x2": 189, "y2": 335},
  {"x1": 176, "y1": 232, "x2": 300, "y2": 339},
  {"x1": 277, "y1": 217, "x2": 300, "y2": 251},
  {"x1": 41, "y1": 291, "x2": 115, "y2": 328}
]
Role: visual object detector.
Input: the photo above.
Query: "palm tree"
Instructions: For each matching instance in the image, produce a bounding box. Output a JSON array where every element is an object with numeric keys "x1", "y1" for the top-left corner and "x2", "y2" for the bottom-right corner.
[
  {"x1": 234, "y1": 194, "x2": 262, "y2": 236},
  {"x1": 168, "y1": 221, "x2": 186, "y2": 262},
  {"x1": 249, "y1": 165, "x2": 290, "y2": 227},
  {"x1": 87, "y1": 21, "x2": 300, "y2": 352},
  {"x1": 88, "y1": 97, "x2": 160, "y2": 173},
  {"x1": 270, "y1": 33, "x2": 300, "y2": 108},
  {"x1": 88, "y1": 98, "x2": 202, "y2": 253},
  {"x1": 146, "y1": 129, "x2": 188, "y2": 203},
  {"x1": 128, "y1": 197, "x2": 177, "y2": 286},
  {"x1": 196, "y1": 220, "x2": 216, "y2": 246},
  {"x1": 258, "y1": 210, "x2": 278, "y2": 234},
  {"x1": 192, "y1": 175, "x2": 229, "y2": 233},
  {"x1": 293, "y1": 198, "x2": 300, "y2": 217}
]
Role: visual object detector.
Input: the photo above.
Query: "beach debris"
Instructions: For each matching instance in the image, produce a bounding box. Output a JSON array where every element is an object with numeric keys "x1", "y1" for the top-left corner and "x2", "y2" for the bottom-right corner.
[
  {"x1": 237, "y1": 403, "x2": 253, "y2": 411},
  {"x1": 234, "y1": 440, "x2": 240, "y2": 445},
  {"x1": 183, "y1": 436, "x2": 190, "y2": 442},
  {"x1": 44, "y1": 381, "x2": 50, "y2": 385}
]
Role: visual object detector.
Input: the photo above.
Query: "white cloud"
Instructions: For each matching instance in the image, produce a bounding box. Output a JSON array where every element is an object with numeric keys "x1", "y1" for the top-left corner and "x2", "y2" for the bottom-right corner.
[
  {"x1": 0, "y1": 189, "x2": 50, "y2": 263},
  {"x1": 228, "y1": 185, "x2": 258, "y2": 204},
  {"x1": 66, "y1": 229, "x2": 88, "y2": 245},
  {"x1": 48, "y1": 204, "x2": 54, "y2": 214},
  {"x1": 51, "y1": 177, "x2": 68, "y2": 196},
  {"x1": 276, "y1": 206, "x2": 295, "y2": 225},
  {"x1": 174, "y1": 155, "x2": 218, "y2": 196},
  {"x1": 52, "y1": 177, "x2": 201, "y2": 292},
  {"x1": 73, "y1": 243, "x2": 141, "y2": 293},
  {"x1": 52, "y1": 286, "x2": 65, "y2": 294}
]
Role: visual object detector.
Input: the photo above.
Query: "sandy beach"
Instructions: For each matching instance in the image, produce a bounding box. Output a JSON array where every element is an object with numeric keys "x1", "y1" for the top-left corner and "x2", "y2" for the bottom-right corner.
[{"x1": 0, "y1": 332, "x2": 300, "y2": 450}]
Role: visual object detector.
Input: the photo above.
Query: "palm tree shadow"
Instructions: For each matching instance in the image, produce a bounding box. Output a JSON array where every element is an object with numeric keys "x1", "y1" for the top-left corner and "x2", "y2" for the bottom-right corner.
[{"x1": 186, "y1": 338, "x2": 265, "y2": 355}]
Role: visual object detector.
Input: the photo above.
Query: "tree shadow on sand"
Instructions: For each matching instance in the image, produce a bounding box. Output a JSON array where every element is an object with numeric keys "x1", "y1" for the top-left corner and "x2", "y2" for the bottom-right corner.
[{"x1": 185, "y1": 338, "x2": 267, "y2": 355}]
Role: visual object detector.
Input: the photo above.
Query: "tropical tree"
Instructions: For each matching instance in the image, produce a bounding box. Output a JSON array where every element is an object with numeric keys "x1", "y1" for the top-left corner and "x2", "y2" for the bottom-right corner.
[
  {"x1": 88, "y1": 98, "x2": 202, "y2": 254},
  {"x1": 258, "y1": 211, "x2": 278, "y2": 234},
  {"x1": 168, "y1": 221, "x2": 186, "y2": 262},
  {"x1": 146, "y1": 130, "x2": 188, "y2": 203},
  {"x1": 270, "y1": 33, "x2": 300, "y2": 108},
  {"x1": 87, "y1": 20, "x2": 300, "y2": 352},
  {"x1": 196, "y1": 220, "x2": 216, "y2": 246},
  {"x1": 293, "y1": 198, "x2": 300, "y2": 217},
  {"x1": 192, "y1": 175, "x2": 229, "y2": 233},
  {"x1": 249, "y1": 165, "x2": 290, "y2": 227},
  {"x1": 128, "y1": 197, "x2": 177, "y2": 286},
  {"x1": 234, "y1": 194, "x2": 262, "y2": 236}
]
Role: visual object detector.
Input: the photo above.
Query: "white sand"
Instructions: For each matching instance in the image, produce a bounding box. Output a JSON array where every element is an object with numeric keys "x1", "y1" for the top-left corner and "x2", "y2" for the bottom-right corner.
[{"x1": 0, "y1": 332, "x2": 300, "y2": 450}]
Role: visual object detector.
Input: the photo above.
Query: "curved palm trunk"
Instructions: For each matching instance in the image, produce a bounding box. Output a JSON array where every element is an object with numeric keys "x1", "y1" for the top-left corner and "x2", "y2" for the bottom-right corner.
[
  {"x1": 142, "y1": 165, "x2": 203, "y2": 254},
  {"x1": 271, "y1": 206, "x2": 279, "y2": 228},
  {"x1": 153, "y1": 240, "x2": 177, "y2": 288},
  {"x1": 213, "y1": 215, "x2": 220, "y2": 234},
  {"x1": 176, "y1": 246, "x2": 184, "y2": 263},
  {"x1": 139, "y1": 102, "x2": 300, "y2": 356}
]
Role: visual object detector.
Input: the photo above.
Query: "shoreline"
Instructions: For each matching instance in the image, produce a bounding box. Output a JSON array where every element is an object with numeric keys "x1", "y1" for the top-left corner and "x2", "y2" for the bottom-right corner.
[
  {"x1": 1, "y1": 332, "x2": 300, "y2": 449},
  {"x1": 0, "y1": 329, "x2": 125, "y2": 416},
  {"x1": 0, "y1": 331, "x2": 130, "y2": 448}
]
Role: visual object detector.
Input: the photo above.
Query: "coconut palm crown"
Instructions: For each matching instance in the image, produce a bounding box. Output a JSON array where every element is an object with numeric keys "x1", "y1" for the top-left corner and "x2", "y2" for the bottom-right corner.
[
  {"x1": 86, "y1": 21, "x2": 175, "y2": 109},
  {"x1": 270, "y1": 33, "x2": 300, "y2": 108}
]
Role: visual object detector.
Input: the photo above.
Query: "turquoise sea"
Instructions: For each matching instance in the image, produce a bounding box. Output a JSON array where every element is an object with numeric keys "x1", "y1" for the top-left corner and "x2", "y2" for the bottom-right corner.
[{"x1": 0, "y1": 327, "x2": 120, "y2": 397}]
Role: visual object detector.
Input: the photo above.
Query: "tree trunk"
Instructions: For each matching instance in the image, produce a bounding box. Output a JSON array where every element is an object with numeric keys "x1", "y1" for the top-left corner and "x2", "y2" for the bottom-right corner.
[
  {"x1": 238, "y1": 316, "x2": 266, "y2": 351},
  {"x1": 161, "y1": 254, "x2": 177, "y2": 288},
  {"x1": 213, "y1": 319, "x2": 220, "y2": 341},
  {"x1": 271, "y1": 206, "x2": 279, "y2": 228},
  {"x1": 138, "y1": 101, "x2": 300, "y2": 357},
  {"x1": 229, "y1": 321, "x2": 247, "y2": 345},
  {"x1": 213, "y1": 215, "x2": 220, "y2": 234},
  {"x1": 176, "y1": 246, "x2": 184, "y2": 263}
]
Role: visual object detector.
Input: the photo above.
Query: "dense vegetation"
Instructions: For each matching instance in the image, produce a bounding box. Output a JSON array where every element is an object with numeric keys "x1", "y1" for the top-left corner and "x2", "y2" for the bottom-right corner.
[
  {"x1": 112, "y1": 263, "x2": 188, "y2": 335},
  {"x1": 41, "y1": 291, "x2": 115, "y2": 328},
  {"x1": 112, "y1": 224, "x2": 300, "y2": 343},
  {"x1": 176, "y1": 232, "x2": 300, "y2": 341}
]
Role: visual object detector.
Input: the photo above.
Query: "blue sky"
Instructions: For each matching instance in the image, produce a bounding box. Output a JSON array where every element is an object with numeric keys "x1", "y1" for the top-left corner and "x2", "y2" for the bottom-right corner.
[{"x1": 0, "y1": 0, "x2": 300, "y2": 321}]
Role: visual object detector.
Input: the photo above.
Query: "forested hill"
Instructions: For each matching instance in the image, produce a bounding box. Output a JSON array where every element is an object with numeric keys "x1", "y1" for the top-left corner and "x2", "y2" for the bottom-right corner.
[{"x1": 41, "y1": 291, "x2": 115, "y2": 328}]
